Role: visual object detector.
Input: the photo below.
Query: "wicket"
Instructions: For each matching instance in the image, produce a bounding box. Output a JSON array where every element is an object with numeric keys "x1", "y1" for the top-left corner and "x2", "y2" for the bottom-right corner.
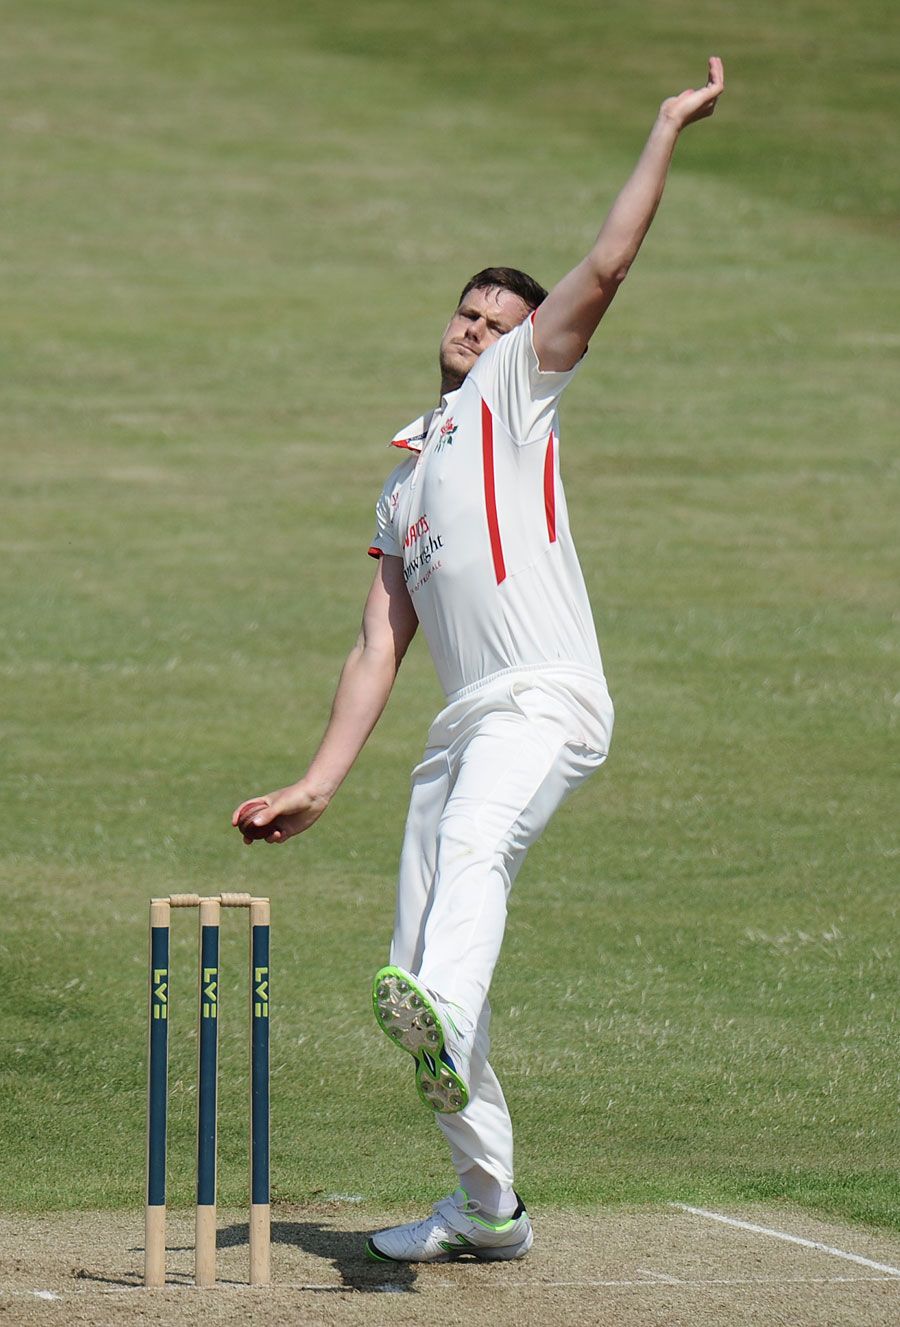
[{"x1": 145, "y1": 893, "x2": 271, "y2": 1288}]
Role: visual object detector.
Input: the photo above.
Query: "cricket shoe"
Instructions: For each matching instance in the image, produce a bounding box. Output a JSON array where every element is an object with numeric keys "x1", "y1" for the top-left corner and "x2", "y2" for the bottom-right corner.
[
  {"x1": 372, "y1": 965, "x2": 473, "y2": 1113},
  {"x1": 365, "y1": 1189, "x2": 533, "y2": 1263}
]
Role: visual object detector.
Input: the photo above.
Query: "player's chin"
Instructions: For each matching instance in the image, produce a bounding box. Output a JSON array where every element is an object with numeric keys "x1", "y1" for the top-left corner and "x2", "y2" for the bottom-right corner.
[{"x1": 439, "y1": 349, "x2": 471, "y2": 385}]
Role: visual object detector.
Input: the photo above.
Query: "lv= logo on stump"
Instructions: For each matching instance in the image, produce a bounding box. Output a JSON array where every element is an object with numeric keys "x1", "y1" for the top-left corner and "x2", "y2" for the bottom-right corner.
[{"x1": 144, "y1": 892, "x2": 271, "y2": 1289}]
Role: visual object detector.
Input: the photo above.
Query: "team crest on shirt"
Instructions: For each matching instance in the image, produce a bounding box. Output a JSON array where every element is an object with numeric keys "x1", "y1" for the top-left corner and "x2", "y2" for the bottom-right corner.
[{"x1": 434, "y1": 416, "x2": 458, "y2": 453}]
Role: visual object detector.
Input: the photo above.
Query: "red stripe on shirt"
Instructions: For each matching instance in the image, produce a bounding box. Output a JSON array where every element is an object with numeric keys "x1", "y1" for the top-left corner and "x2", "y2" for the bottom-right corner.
[
  {"x1": 481, "y1": 398, "x2": 506, "y2": 585},
  {"x1": 543, "y1": 430, "x2": 557, "y2": 543}
]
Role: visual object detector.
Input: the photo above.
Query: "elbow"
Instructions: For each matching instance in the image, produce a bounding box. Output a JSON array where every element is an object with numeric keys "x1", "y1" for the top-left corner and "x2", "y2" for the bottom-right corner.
[
  {"x1": 360, "y1": 637, "x2": 400, "y2": 673},
  {"x1": 361, "y1": 629, "x2": 414, "y2": 678},
  {"x1": 587, "y1": 242, "x2": 635, "y2": 289},
  {"x1": 593, "y1": 259, "x2": 631, "y2": 289}
]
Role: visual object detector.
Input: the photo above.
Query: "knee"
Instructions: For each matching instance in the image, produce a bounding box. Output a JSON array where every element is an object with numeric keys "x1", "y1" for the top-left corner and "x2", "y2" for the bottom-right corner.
[
  {"x1": 436, "y1": 814, "x2": 513, "y2": 892},
  {"x1": 437, "y1": 812, "x2": 489, "y2": 863}
]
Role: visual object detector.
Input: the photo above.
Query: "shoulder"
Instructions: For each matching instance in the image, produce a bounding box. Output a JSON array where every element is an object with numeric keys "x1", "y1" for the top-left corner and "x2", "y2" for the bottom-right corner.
[
  {"x1": 375, "y1": 454, "x2": 415, "y2": 519},
  {"x1": 381, "y1": 453, "x2": 417, "y2": 489}
]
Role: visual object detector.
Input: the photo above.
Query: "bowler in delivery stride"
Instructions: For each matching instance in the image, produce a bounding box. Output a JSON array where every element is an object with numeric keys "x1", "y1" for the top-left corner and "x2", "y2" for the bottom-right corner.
[{"x1": 234, "y1": 57, "x2": 725, "y2": 1263}]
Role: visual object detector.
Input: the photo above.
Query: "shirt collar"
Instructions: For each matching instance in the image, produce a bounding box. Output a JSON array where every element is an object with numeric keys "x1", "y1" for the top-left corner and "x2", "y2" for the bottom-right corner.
[
  {"x1": 389, "y1": 390, "x2": 462, "y2": 453},
  {"x1": 389, "y1": 411, "x2": 431, "y2": 453}
]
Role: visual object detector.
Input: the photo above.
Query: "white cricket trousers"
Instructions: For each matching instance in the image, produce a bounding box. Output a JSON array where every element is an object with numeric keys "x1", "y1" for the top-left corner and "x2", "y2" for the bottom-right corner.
[{"x1": 388, "y1": 665, "x2": 614, "y2": 1189}]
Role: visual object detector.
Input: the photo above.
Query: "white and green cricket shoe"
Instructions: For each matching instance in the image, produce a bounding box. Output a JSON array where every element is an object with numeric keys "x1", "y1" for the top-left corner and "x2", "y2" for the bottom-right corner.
[
  {"x1": 372, "y1": 965, "x2": 473, "y2": 1113},
  {"x1": 365, "y1": 1189, "x2": 533, "y2": 1263}
]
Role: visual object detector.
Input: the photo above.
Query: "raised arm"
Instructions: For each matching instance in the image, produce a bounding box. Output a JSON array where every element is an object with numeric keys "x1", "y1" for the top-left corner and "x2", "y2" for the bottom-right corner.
[
  {"x1": 232, "y1": 554, "x2": 418, "y2": 844},
  {"x1": 533, "y1": 56, "x2": 725, "y2": 372}
]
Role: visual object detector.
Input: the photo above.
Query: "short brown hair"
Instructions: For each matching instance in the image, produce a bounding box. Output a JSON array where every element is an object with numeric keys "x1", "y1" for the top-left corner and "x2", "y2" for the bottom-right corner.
[{"x1": 457, "y1": 267, "x2": 548, "y2": 313}]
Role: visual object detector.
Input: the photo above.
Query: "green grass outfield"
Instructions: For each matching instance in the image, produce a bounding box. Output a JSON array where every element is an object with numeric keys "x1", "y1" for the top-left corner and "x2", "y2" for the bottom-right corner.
[{"x1": 2, "y1": 0, "x2": 897, "y2": 1231}]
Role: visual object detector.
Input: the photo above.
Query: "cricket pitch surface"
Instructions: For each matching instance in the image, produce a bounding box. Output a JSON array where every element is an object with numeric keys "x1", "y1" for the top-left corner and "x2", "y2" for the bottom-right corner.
[{"x1": 2, "y1": 1202, "x2": 898, "y2": 1326}]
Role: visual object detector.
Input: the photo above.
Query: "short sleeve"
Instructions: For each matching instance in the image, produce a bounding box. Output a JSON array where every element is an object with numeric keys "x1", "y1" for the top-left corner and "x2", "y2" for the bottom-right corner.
[
  {"x1": 469, "y1": 314, "x2": 580, "y2": 445},
  {"x1": 367, "y1": 463, "x2": 407, "y2": 559}
]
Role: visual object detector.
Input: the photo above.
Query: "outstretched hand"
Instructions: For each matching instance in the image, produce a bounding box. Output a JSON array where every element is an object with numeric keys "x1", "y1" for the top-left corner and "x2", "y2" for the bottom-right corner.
[
  {"x1": 232, "y1": 782, "x2": 329, "y2": 845},
  {"x1": 660, "y1": 56, "x2": 725, "y2": 131}
]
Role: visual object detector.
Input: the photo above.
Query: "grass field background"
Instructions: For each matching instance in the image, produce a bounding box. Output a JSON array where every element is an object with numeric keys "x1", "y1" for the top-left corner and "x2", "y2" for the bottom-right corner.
[{"x1": 2, "y1": 0, "x2": 897, "y2": 1230}]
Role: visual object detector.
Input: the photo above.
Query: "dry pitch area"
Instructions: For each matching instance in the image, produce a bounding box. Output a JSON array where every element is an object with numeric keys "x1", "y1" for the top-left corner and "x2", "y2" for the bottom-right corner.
[{"x1": 2, "y1": 1202, "x2": 898, "y2": 1327}]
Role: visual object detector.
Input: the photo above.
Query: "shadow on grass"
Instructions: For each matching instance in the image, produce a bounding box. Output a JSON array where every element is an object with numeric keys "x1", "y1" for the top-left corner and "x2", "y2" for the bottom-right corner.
[{"x1": 218, "y1": 1218, "x2": 419, "y2": 1294}]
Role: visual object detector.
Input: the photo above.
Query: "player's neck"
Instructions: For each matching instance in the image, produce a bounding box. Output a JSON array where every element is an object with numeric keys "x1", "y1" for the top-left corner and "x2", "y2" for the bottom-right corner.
[{"x1": 439, "y1": 370, "x2": 466, "y2": 399}]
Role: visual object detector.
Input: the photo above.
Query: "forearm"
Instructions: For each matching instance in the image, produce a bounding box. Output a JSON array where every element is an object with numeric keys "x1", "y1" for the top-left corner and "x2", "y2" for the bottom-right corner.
[
  {"x1": 532, "y1": 59, "x2": 722, "y2": 371},
  {"x1": 587, "y1": 113, "x2": 680, "y2": 285},
  {"x1": 302, "y1": 639, "x2": 399, "y2": 800},
  {"x1": 233, "y1": 556, "x2": 417, "y2": 845}
]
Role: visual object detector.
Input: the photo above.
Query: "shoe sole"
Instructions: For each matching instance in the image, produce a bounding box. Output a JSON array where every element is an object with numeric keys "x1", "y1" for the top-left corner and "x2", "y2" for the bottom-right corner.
[
  {"x1": 365, "y1": 1229, "x2": 532, "y2": 1263},
  {"x1": 372, "y1": 966, "x2": 469, "y2": 1113}
]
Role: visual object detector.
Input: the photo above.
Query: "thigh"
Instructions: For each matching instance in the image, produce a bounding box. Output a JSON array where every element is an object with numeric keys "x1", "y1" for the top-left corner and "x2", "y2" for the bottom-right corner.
[{"x1": 441, "y1": 702, "x2": 604, "y2": 874}]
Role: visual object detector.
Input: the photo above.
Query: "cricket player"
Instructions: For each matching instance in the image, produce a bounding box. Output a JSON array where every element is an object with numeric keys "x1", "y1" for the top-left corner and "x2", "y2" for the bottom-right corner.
[{"x1": 233, "y1": 58, "x2": 724, "y2": 1263}]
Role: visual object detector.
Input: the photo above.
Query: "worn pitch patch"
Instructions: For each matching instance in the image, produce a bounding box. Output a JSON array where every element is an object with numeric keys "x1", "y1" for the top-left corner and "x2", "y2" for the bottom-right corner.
[{"x1": 1, "y1": 1204, "x2": 898, "y2": 1327}]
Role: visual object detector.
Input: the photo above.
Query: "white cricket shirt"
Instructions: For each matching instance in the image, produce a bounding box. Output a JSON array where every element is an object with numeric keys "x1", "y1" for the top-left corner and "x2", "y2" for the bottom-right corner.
[{"x1": 369, "y1": 314, "x2": 605, "y2": 700}]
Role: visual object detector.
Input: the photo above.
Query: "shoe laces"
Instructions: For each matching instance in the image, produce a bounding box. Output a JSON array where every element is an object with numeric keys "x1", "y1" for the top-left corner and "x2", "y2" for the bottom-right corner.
[
  {"x1": 431, "y1": 1190, "x2": 485, "y2": 1223},
  {"x1": 423, "y1": 985, "x2": 475, "y2": 1041}
]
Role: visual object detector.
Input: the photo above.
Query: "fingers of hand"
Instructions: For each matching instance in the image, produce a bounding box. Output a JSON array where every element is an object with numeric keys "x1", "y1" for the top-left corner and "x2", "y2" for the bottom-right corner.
[
  {"x1": 707, "y1": 54, "x2": 725, "y2": 93},
  {"x1": 237, "y1": 806, "x2": 276, "y2": 837},
  {"x1": 241, "y1": 818, "x2": 275, "y2": 839},
  {"x1": 233, "y1": 797, "x2": 268, "y2": 827},
  {"x1": 682, "y1": 78, "x2": 722, "y2": 125},
  {"x1": 243, "y1": 825, "x2": 286, "y2": 845},
  {"x1": 248, "y1": 798, "x2": 282, "y2": 829}
]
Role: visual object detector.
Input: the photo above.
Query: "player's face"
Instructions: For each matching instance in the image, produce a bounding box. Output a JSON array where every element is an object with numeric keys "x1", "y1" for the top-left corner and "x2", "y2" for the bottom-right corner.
[{"x1": 438, "y1": 286, "x2": 531, "y2": 390}]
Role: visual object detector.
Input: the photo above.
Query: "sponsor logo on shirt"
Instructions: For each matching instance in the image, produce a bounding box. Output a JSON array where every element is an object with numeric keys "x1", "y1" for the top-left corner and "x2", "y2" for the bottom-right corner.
[
  {"x1": 403, "y1": 514, "x2": 431, "y2": 548},
  {"x1": 402, "y1": 511, "x2": 445, "y2": 588}
]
